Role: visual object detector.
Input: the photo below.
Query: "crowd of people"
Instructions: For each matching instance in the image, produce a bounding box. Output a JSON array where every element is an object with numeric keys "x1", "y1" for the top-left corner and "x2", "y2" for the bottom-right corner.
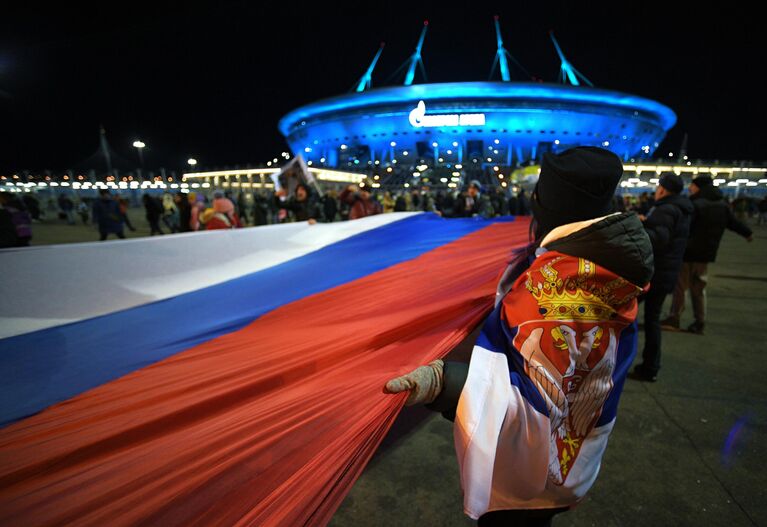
[{"x1": 1, "y1": 179, "x2": 764, "y2": 249}]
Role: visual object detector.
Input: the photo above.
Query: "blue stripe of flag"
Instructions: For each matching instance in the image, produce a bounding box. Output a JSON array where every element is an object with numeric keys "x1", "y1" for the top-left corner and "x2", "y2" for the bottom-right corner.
[{"x1": 0, "y1": 214, "x2": 513, "y2": 426}]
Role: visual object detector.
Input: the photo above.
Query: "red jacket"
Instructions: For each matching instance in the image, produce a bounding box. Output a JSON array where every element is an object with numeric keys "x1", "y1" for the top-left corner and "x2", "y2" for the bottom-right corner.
[
  {"x1": 206, "y1": 211, "x2": 242, "y2": 230},
  {"x1": 339, "y1": 189, "x2": 382, "y2": 220}
]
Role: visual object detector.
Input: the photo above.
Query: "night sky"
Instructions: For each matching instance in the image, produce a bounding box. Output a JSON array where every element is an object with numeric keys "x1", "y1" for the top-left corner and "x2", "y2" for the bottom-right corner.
[{"x1": 1, "y1": 3, "x2": 763, "y2": 173}]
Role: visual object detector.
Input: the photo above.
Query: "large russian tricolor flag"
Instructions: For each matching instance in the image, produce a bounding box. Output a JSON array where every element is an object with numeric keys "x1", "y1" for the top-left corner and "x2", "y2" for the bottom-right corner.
[{"x1": 0, "y1": 212, "x2": 529, "y2": 526}]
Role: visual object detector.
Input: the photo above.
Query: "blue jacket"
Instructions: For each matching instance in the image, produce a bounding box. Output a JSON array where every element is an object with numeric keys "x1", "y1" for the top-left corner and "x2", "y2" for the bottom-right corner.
[{"x1": 92, "y1": 198, "x2": 124, "y2": 233}]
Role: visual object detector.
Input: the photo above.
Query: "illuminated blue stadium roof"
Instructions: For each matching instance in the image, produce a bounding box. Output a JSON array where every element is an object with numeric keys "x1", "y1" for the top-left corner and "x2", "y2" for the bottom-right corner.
[
  {"x1": 278, "y1": 20, "x2": 676, "y2": 183},
  {"x1": 278, "y1": 81, "x2": 675, "y2": 175},
  {"x1": 279, "y1": 82, "x2": 676, "y2": 136}
]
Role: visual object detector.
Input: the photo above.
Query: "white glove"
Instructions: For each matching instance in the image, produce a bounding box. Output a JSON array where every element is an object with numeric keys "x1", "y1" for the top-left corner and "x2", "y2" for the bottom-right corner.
[{"x1": 384, "y1": 359, "x2": 444, "y2": 406}]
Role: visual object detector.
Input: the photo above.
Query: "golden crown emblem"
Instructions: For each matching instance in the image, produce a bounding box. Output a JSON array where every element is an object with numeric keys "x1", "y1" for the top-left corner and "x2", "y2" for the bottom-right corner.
[
  {"x1": 526, "y1": 258, "x2": 615, "y2": 321},
  {"x1": 529, "y1": 284, "x2": 615, "y2": 321}
]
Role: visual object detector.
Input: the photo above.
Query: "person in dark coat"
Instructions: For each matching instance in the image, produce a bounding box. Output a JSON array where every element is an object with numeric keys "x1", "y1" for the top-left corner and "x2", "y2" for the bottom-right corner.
[
  {"x1": 321, "y1": 191, "x2": 338, "y2": 222},
  {"x1": 661, "y1": 176, "x2": 753, "y2": 334},
  {"x1": 275, "y1": 183, "x2": 323, "y2": 223},
  {"x1": 176, "y1": 192, "x2": 192, "y2": 232},
  {"x1": 451, "y1": 180, "x2": 494, "y2": 219},
  {"x1": 251, "y1": 192, "x2": 270, "y2": 226},
  {"x1": 92, "y1": 189, "x2": 125, "y2": 241},
  {"x1": 393, "y1": 193, "x2": 408, "y2": 212},
  {"x1": 142, "y1": 194, "x2": 165, "y2": 235},
  {"x1": 631, "y1": 173, "x2": 693, "y2": 381},
  {"x1": 236, "y1": 192, "x2": 249, "y2": 225}
]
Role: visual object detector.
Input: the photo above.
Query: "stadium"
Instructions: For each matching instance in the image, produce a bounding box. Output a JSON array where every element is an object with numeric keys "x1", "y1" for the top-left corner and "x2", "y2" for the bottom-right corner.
[{"x1": 277, "y1": 19, "x2": 677, "y2": 188}]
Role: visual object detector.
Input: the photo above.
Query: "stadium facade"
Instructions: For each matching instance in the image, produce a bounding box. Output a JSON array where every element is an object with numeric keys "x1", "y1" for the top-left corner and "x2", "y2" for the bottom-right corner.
[{"x1": 278, "y1": 19, "x2": 677, "y2": 182}]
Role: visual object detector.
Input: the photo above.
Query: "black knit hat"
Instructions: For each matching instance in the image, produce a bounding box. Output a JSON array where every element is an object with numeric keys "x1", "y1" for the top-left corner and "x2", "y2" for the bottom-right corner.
[
  {"x1": 531, "y1": 146, "x2": 623, "y2": 236},
  {"x1": 692, "y1": 175, "x2": 713, "y2": 188},
  {"x1": 468, "y1": 179, "x2": 482, "y2": 192},
  {"x1": 659, "y1": 173, "x2": 683, "y2": 194}
]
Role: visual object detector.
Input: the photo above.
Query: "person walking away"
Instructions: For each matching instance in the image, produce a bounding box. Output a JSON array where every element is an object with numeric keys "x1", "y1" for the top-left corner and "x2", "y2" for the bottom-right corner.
[
  {"x1": 385, "y1": 147, "x2": 653, "y2": 525},
  {"x1": 661, "y1": 175, "x2": 753, "y2": 334},
  {"x1": 92, "y1": 189, "x2": 125, "y2": 241},
  {"x1": 339, "y1": 184, "x2": 382, "y2": 220},
  {"x1": 631, "y1": 174, "x2": 692, "y2": 381},
  {"x1": 142, "y1": 194, "x2": 165, "y2": 235}
]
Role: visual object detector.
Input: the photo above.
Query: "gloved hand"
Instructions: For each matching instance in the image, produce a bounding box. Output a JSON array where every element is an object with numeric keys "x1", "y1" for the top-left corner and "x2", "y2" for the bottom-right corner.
[{"x1": 384, "y1": 359, "x2": 444, "y2": 406}]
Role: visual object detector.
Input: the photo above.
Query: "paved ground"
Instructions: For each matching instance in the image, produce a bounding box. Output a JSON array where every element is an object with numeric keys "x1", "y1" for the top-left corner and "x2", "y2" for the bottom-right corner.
[{"x1": 21, "y1": 211, "x2": 767, "y2": 526}]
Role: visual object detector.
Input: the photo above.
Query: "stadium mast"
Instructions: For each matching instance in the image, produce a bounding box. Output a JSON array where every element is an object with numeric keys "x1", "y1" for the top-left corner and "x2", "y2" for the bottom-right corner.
[
  {"x1": 491, "y1": 16, "x2": 511, "y2": 81},
  {"x1": 404, "y1": 21, "x2": 428, "y2": 86},
  {"x1": 99, "y1": 125, "x2": 114, "y2": 176},
  {"x1": 489, "y1": 16, "x2": 531, "y2": 82},
  {"x1": 550, "y1": 31, "x2": 593, "y2": 87},
  {"x1": 355, "y1": 43, "x2": 385, "y2": 92}
]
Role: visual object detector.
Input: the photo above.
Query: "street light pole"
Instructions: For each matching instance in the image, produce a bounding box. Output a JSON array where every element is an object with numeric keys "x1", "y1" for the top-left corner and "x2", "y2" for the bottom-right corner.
[{"x1": 133, "y1": 140, "x2": 146, "y2": 180}]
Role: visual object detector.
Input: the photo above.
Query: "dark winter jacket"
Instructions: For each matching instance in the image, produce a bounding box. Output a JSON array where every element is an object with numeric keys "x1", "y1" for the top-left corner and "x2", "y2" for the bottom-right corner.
[
  {"x1": 451, "y1": 193, "x2": 495, "y2": 219},
  {"x1": 276, "y1": 194, "x2": 323, "y2": 222},
  {"x1": 322, "y1": 195, "x2": 338, "y2": 222},
  {"x1": 143, "y1": 196, "x2": 163, "y2": 221},
  {"x1": 428, "y1": 212, "x2": 654, "y2": 420},
  {"x1": 92, "y1": 197, "x2": 124, "y2": 233},
  {"x1": 684, "y1": 185, "x2": 752, "y2": 262},
  {"x1": 643, "y1": 193, "x2": 693, "y2": 293}
]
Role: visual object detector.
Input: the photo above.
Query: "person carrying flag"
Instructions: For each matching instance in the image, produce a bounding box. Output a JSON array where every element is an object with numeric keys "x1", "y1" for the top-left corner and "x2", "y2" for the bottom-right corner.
[{"x1": 386, "y1": 147, "x2": 654, "y2": 526}]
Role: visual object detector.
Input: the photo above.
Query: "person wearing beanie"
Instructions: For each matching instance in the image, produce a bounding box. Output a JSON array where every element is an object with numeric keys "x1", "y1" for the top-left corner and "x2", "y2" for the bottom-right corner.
[
  {"x1": 385, "y1": 147, "x2": 654, "y2": 525},
  {"x1": 630, "y1": 173, "x2": 693, "y2": 382},
  {"x1": 661, "y1": 175, "x2": 753, "y2": 334},
  {"x1": 451, "y1": 179, "x2": 494, "y2": 218}
]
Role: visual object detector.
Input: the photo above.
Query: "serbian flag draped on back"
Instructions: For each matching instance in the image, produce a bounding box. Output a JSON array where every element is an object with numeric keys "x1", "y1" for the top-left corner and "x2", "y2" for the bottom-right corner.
[{"x1": 0, "y1": 212, "x2": 529, "y2": 526}]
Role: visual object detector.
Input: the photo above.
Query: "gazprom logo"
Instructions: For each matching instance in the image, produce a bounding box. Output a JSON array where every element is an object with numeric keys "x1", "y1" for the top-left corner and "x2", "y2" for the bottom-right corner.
[{"x1": 408, "y1": 100, "x2": 486, "y2": 128}]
